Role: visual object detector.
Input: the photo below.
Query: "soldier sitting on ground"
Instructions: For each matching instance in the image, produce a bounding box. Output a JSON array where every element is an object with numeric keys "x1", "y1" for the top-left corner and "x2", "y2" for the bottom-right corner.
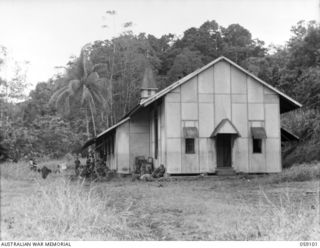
[
  {"x1": 139, "y1": 160, "x2": 156, "y2": 181},
  {"x1": 152, "y1": 164, "x2": 165, "y2": 178}
]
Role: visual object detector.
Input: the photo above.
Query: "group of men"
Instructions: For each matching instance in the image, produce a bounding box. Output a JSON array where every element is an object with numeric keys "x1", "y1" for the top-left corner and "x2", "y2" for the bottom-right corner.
[
  {"x1": 75, "y1": 153, "x2": 110, "y2": 179},
  {"x1": 77, "y1": 153, "x2": 166, "y2": 181},
  {"x1": 27, "y1": 152, "x2": 166, "y2": 181}
]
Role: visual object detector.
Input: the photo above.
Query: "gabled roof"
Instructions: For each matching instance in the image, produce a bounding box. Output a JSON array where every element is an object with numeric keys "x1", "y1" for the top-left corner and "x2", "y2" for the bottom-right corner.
[
  {"x1": 141, "y1": 56, "x2": 302, "y2": 113},
  {"x1": 210, "y1": 119, "x2": 240, "y2": 137},
  {"x1": 95, "y1": 117, "x2": 130, "y2": 139},
  {"x1": 81, "y1": 117, "x2": 130, "y2": 150}
]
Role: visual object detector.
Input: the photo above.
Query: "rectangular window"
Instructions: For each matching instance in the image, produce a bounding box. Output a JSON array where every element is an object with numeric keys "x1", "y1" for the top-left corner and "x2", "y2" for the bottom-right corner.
[
  {"x1": 185, "y1": 138, "x2": 195, "y2": 154},
  {"x1": 253, "y1": 138, "x2": 262, "y2": 153}
]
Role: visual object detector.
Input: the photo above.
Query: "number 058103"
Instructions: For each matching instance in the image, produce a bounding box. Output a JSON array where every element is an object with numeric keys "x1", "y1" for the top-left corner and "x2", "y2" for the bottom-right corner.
[{"x1": 300, "y1": 242, "x2": 318, "y2": 247}]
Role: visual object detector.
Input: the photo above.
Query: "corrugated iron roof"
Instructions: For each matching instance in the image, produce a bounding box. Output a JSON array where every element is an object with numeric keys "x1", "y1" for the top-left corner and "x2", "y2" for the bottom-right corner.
[
  {"x1": 81, "y1": 138, "x2": 96, "y2": 150},
  {"x1": 81, "y1": 117, "x2": 130, "y2": 150},
  {"x1": 96, "y1": 117, "x2": 130, "y2": 139}
]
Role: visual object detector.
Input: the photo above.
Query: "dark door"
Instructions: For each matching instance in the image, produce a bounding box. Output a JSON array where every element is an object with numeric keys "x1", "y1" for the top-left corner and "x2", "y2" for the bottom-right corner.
[{"x1": 216, "y1": 134, "x2": 232, "y2": 167}]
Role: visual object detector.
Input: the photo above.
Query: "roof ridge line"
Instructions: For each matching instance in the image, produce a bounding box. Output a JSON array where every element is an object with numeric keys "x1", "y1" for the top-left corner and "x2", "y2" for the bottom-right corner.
[{"x1": 141, "y1": 56, "x2": 302, "y2": 111}]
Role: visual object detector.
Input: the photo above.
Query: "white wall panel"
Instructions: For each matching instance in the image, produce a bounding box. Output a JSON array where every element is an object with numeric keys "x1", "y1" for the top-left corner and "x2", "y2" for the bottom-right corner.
[
  {"x1": 264, "y1": 94, "x2": 279, "y2": 104},
  {"x1": 265, "y1": 104, "x2": 280, "y2": 138},
  {"x1": 160, "y1": 102, "x2": 166, "y2": 166},
  {"x1": 181, "y1": 102, "x2": 198, "y2": 120},
  {"x1": 208, "y1": 139, "x2": 216, "y2": 172},
  {"x1": 166, "y1": 138, "x2": 181, "y2": 173},
  {"x1": 215, "y1": 94, "x2": 231, "y2": 124},
  {"x1": 183, "y1": 120, "x2": 198, "y2": 127},
  {"x1": 166, "y1": 102, "x2": 181, "y2": 137},
  {"x1": 199, "y1": 138, "x2": 212, "y2": 172},
  {"x1": 263, "y1": 86, "x2": 274, "y2": 95},
  {"x1": 199, "y1": 93, "x2": 214, "y2": 103},
  {"x1": 232, "y1": 103, "x2": 248, "y2": 137},
  {"x1": 266, "y1": 138, "x2": 281, "y2": 172},
  {"x1": 166, "y1": 92, "x2": 181, "y2": 102},
  {"x1": 198, "y1": 66, "x2": 214, "y2": 93},
  {"x1": 248, "y1": 103, "x2": 264, "y2": 120},
  {"x1": 232, "y1": 94, "x2": 247, "y2": 103},
  {"x1": 116, "y1": 122, "x2": 130, "y2": 173},
  {"x1": 250, "y1": 121, "x2": 264, "y2": 128},
  {"x1": 247, "y1": 77, "x2": 264, "y2": 103},
  {"x1": 181, "y1": 77, "x2": 198, "y2": 102},
  {"x1": 231, "y1": 66, "x2": 247, "y2": 94},
  {"x1": 199, "y1": 103, "x2": 214, "y2": 137},
  {"x1": 214, "y1": 61, "x2": 231, "y2": 94},
  {"x1": 130, "y1": 133, "x2": 150, "y2": 169},
  {"x1": 234, "y1": 138, "x2": 249, "y2": 172}
]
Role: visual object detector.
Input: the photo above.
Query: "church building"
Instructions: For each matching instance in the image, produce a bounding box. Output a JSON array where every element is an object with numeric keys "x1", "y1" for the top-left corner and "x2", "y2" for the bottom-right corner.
[{"x1": 83, "y1": 56, "x2": 301, "y2": 174}]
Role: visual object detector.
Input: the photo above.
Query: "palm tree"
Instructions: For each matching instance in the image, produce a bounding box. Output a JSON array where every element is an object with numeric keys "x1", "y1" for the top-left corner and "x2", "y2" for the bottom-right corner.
[{"x1": 50, "y1": 44, "x2": 107, "y2": 139}]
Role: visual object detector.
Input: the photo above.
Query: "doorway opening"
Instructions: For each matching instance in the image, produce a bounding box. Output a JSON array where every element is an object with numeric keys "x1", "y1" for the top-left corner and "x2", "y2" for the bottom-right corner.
[{"x1": 216, "y1": 134, "x2": 233, "y2": 168}]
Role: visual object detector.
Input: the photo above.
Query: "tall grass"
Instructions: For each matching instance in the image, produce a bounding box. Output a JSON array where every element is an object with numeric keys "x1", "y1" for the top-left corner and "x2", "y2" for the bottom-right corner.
[
  {"x1": 0, "y1": 159, "x2": 76, "y2": 181},
  {"x1": 265, "y1": 162, "x2": 320, "y2": 183},
  {"x1": 0, "y1": 161, "x2": 35, "y2": 181},
  {"x1": 282, "y1": 108, "x2": 320, "y2": 167},
  {"x1": 1, "y1": 161, "x2": 319, "y2": 240},
  {"x1": 255, "y1": 186, "x2": 320, "y2": 240},
  {"x1": 8, "y1": 178, "x2": 150, "y2": 240}
]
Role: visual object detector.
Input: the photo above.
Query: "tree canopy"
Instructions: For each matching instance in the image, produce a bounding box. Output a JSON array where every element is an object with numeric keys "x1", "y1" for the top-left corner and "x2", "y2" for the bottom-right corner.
[{"x1": 0, "y1": 19, "x2": 319, "y2": 165}]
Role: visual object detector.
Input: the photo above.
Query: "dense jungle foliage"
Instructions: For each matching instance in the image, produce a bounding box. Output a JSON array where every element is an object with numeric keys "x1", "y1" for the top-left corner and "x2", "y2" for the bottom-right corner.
[{"x1": 0, "y1": 19, "x2": 319, "y2": 166}]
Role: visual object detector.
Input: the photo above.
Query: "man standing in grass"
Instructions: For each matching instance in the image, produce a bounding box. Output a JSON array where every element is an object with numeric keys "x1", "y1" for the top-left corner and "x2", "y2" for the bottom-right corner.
[
  {"x1": 74, "y1": 154, "x2": 81, "y2": 176},
  {"x1": 28, "y1": 156, "x2": 37, "y2": 171}
]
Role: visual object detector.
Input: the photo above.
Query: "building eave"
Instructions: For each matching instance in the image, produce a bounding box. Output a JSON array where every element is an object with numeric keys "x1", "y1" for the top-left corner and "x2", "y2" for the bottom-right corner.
[
  {"x1": 281, "y1": 127, "x2": 299, "y2": 142},
  {"x1": 96, "y1": 117, "x2": 131, "y2": 139}
]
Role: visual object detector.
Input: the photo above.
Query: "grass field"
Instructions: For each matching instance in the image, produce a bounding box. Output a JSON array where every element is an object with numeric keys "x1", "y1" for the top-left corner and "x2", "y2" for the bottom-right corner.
[{"x1": 1, "y1": 161, "x2": 320, "y2": 240}]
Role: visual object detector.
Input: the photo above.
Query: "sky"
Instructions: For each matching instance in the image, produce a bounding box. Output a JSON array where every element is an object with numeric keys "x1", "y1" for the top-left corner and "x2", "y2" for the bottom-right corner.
[{"x1": 0, "y1": 0, "x2": 318, "y2": 90}]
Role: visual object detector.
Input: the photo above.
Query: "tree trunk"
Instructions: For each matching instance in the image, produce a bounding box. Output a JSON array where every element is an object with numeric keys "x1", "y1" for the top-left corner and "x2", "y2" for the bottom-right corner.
[
  {"x1": 108, "y1": 43, "x2": 116, "y2": 126},
  {"x1": 89, "y1": 103, "x2": 97, "y2": 138},
  {"x1": 86, "y1": 108, "x2": 90, "y2": 140}
]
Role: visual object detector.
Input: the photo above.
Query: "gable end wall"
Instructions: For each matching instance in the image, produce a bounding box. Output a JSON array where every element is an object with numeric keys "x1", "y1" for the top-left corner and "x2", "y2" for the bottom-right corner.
[{"x1": 164, "y1": 61, "x2": 281, "y2": 173}]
